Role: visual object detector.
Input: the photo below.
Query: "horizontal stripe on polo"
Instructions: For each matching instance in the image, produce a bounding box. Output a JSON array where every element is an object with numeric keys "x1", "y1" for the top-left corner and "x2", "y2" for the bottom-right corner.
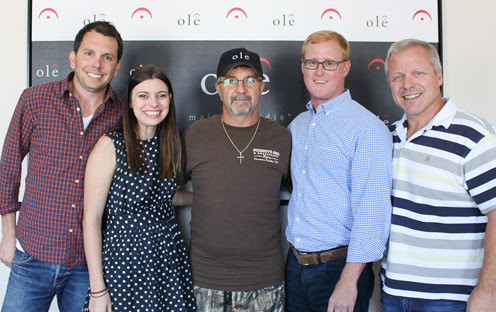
[{"x1": 382, "y1": 99, "x2": 496, "y2": 302}]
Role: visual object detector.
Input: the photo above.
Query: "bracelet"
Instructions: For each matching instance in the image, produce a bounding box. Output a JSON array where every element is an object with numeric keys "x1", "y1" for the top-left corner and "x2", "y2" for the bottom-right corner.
[
  {"x1": 90, "y1": 287, "x2": 107, "y2": 295},
  {"x1": 90, "y1": 289, "x2": 108, "y2": 298}
]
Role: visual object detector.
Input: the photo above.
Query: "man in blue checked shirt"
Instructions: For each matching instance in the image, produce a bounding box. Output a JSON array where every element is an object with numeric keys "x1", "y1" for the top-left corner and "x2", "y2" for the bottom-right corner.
[{"x1": 285, "y1": 30, "x2": 393, "y2": 312}]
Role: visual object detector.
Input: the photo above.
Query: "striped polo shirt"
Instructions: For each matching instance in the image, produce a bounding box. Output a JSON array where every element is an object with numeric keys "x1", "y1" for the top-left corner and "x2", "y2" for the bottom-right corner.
[{"x1": 381, "y1": 98, "x2": 496, "y2": 302}]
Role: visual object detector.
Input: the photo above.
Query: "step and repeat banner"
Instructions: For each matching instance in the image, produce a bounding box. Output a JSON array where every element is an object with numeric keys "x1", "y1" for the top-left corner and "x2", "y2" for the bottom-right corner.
[{"x1": 30, "y1": 0, "x2": 440, "y2": 132}]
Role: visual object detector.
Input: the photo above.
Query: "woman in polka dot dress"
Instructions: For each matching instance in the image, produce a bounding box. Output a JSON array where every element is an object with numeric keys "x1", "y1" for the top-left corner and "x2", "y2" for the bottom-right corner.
[{"x1": 82, "y1": 65, "x2": 196, "y2": 311}]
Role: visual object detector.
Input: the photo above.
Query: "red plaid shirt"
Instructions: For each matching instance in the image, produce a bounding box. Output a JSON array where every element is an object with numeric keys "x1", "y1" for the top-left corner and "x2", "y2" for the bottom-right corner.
[{"x1": 0, "y1": 72, "x2": 122, "y2": 267}]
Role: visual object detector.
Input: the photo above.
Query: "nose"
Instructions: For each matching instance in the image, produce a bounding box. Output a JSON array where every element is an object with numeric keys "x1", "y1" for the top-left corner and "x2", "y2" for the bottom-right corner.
[
  {"x1": 402, "y1": 74, "x2": 415, "y2": 89},
  {"x1": 234, "y1": 80, "x2": 247, "y2": 92},
  {"x1": 149, "y1": 97, "x2": 159, "y2": 107},
  {"x1": 315, "y1": 63, "x2": 325, "y2": 75},
  {"x1": 91, "y1": 57, "x2": 102, "y2": 69}
]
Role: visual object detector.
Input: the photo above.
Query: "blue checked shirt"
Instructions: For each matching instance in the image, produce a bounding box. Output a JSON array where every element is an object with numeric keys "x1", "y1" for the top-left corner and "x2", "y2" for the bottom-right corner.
[{"x1": 286, "y1": 90, "x2": 392, "y2": 263}]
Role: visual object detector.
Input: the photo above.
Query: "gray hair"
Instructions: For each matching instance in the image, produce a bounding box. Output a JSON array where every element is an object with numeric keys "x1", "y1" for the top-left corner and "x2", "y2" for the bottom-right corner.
[{"x1": 385, "y1": 39, "x2": 442, "y2": 77}]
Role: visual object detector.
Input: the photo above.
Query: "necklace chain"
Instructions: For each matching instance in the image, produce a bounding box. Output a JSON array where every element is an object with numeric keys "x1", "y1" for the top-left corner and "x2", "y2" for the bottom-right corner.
[{"x1": 221, "y1": 117, "x2": 260, "y2": 164}]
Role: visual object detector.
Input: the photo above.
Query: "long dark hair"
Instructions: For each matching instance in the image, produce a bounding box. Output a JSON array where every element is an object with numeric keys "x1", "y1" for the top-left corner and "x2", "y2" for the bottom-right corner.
[{"x1": 122, "y1": 64, "x2": 181, "y2": 179}]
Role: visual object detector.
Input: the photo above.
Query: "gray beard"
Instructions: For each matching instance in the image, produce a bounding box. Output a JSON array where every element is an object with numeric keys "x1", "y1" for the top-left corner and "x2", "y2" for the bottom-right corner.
[{"x1": 230, "y1": 103, "x2": 252, "y2": 116}]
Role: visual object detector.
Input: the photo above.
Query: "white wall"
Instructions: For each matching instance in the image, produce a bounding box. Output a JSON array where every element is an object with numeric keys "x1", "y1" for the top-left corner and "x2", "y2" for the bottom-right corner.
[{"x1": 1, "y1": 1, "x2": 495, "y2": 310}]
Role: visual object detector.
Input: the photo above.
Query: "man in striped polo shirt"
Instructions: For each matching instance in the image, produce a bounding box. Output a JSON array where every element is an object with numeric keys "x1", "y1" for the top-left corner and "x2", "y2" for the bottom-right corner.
[{"x1": 381, "y1": 39, "x2": 496, "y2": 311}]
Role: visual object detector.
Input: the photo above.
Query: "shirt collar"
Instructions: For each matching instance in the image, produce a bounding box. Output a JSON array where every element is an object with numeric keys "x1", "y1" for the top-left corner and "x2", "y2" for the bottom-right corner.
[
  {"x1": 306, "y1": 89, "x2": 352, "y2": 115},
  {"x1": 57, "y1": 72, "x2": 74, "y2": 99},
  {"x1": 394, "y1": 97, "x2": 456, "y2": 141}
]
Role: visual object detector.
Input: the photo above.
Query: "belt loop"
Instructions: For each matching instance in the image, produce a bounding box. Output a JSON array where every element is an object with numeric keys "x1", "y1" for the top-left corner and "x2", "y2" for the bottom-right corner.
[{"x1": 223, "y1": 291, "x2": 232, "y2": 312}]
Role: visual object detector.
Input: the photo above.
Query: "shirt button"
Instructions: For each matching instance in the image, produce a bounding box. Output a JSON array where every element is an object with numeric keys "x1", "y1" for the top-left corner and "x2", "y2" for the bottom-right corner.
[
  {"x1": 72, "y1": 204, "x2": 76, "y2": 208},
  {"x1": 69, "y1": 229, "x2": 74, "y2": 233},
  {"x1": 326, "y1": 112, "x2": 330, "y2": 116},
  {"x1": 75, "y1": 179, "x2": 80, "y2": 184},
  {"x1": 296, "y1": 238, "x2": 301, "y2": 242},
  {"x1": 312, "y1": 123, "x2": 316, "y2": 127},
  {"x1": 80, "y1": 131, "x2": 84, "y2": 136},
  {"x1": 302, "y1": 170, "x2": 306, "y2": 174},
  {"x1": 76, "y1": 107, "x2": 80, "y2": 112},
  {"x1": 296, "y1": 217, "x2": 300, "y2": 222},
  {"x1": 298, "y1": 193, "x2": 302, "y2": 198},
  {"x1": 304, "y1": 146, "x2": 308, "y2": 150},
  {"x1": 79, "y1": 155, "x2": 84, "y2": 160}
]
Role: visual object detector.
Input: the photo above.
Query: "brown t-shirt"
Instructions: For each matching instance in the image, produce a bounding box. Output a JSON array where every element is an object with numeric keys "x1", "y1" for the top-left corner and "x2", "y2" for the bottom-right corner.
[{"x1": 180, "y1": 115, "x2": 291, "y2": 291}]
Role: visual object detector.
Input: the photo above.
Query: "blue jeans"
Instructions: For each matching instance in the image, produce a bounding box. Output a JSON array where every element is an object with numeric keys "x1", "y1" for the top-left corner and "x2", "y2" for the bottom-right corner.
[
  {"x1": 285, "y1": 248, "x2": 374, "y2": 312},
  {"x1": 381, "y1": 290, "x2": 467, "y2": 312},
  {"x1": 2, "y1": 249, "x2": 89, "y2": 312}
]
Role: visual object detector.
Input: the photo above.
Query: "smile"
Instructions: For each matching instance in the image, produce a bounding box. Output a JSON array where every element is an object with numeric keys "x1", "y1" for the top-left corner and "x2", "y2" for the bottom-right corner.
[
  {"x1": 404, "y1": 93, "x2": 421, "y2": 99},
  {"x1": 87, "y1": 72, "x2": 103, "y2": 78},
  {"x1": 314, "y1": 80, "x2": 327, "y2": 84},
  {"x1": 144, "y1": 111, "x2": 161, "y2": 116}
]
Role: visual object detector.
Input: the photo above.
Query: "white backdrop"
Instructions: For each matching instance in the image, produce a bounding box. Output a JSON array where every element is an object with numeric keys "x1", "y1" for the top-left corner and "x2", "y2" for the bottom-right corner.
[{"x1": 2, "y1": 1, "x2": 496, "y2": 311}]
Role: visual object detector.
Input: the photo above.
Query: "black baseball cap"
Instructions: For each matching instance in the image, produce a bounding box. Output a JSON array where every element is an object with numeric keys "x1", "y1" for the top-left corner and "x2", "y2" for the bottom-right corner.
[{"x1": 216, "y1": 47, "x2": 263, "y2": 78}]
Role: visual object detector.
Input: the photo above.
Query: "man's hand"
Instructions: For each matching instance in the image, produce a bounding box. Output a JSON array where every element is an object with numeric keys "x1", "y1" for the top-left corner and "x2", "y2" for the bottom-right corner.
[
  {"x1": 327, "y1": 262, "x2": 365, "y2": 312},
  {"x1": 0, "y1": 235, "x2": 15, "y2": 267},
  {"x1": 467, "y1": 285, "x2": 496, "y2": 312},
  {"x1": 327, "y1": 278, "x2": 357, "y2": 312},
  {"x1": 467, "y1": 210, "x2": 496, "y2": 311},
  {"x1": 0, "y1": 212, "x2": 17, "y2": 267}
]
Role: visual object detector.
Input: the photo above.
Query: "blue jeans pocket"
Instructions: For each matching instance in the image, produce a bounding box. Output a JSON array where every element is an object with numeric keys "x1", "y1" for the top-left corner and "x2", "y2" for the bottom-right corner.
[
  {"x1": 12, "y1": 249, "x2": 34, "y2": 265},
  {"x1": 324, "y1": 257, "x2": 346, "y2": 277}
]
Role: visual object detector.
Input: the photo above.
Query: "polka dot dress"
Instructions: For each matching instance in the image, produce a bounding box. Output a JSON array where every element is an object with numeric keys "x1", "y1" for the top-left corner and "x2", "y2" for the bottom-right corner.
[{"x1": 83, "y1": 132, "x2": 196, "y2": 311}]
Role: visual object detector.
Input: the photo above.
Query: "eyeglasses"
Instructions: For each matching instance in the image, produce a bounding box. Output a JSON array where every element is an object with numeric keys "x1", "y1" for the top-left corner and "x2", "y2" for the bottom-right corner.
[
  {"x1": 302, "y1": 59, "x2": 347, "y2": 71},
  {"x1": 218, "y1": 77, "x2": 262, "y2": 88}
]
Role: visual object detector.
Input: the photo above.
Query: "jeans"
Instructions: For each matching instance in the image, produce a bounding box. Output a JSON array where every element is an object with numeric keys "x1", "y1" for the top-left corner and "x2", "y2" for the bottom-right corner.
[
  {"x1": 381, "y1": 290, "x2": 467, "y2": 312},
  {"x1": 285, "y1": 248, "x2": 374, "y2": 312},
  {"x1": 2, "y1": 249, "x2": 89, "y2": 312}
]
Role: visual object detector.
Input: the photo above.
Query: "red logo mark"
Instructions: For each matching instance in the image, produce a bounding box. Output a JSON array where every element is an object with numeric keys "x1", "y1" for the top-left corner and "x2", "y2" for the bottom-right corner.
[
  {"x1": 368, "y1": 58, "x2": 385, "y2": 71},
  {"x1": 132, "y1": 8, "x2": 153, "y2": 19},
  {"x1": 226, "y1": 7, "x2": 248, "y2": 19},
  {"x1": 412, "y1": 10, "x2": 432, "y2": 21},
  {"x1": 260, "y1": 57, "x2": 272, "y2": 69},
  {"x1": 321, "y1": 9, "x2": 342, "y2": 20},
  {"x1": 38, "y1": 8, "x2": 59, "y2": 20}
]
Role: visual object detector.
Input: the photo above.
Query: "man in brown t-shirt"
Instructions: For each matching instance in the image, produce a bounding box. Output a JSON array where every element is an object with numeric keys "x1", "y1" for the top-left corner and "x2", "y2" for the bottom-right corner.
[{"x1": 180, "y1": 47, "x2": 291, "y2": 311}]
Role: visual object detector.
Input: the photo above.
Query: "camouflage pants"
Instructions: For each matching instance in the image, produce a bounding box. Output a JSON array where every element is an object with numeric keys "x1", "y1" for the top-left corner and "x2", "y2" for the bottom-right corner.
[{"x1": 194, "y1": 283, "x2": 285, "y2": 312}]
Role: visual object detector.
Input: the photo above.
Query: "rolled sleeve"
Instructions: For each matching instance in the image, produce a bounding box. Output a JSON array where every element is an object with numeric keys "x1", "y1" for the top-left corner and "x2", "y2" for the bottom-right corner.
[
  {"x1": 348, "y1": 118, "x2": 393, "y2": 263},
  {"x1": 0, "y1": 89, "x2": 35, "y2": 215}
]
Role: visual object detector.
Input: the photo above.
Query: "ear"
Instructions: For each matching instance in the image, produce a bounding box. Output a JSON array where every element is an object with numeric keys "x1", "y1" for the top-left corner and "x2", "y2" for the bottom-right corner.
[
  {"x1": 301, "y1": 59, "x2": 305, "y2": 75},
  {"x1": 215, "y1": 82, "x2": 223, "y2": 101},
  {"x1": 113, "y1": 61, "x2": 121, "y2": 77},
  {"x1": 69, "y1": 51, "x2": 76, "y2": 69},
  {"x1": 436, "y1": 69, "x2": 443, "y2": 87},
  {"x1": 260, "y1": 82, "x2": 265, "y2": 94},
  {"x1": 342, "y1": 60, "x2": 351, "y2": 78}
]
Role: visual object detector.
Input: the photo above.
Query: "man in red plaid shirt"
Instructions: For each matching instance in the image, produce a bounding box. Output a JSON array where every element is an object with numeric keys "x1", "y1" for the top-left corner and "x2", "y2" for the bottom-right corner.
[{"x1": 0, "y1": 21, "x2": 123, "y2": 311}]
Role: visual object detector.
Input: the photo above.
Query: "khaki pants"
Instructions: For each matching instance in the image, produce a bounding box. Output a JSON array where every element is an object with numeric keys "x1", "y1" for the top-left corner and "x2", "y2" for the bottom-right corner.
[{"x1": 194, "y1": 283, "x2": 285, "y2": 312}]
